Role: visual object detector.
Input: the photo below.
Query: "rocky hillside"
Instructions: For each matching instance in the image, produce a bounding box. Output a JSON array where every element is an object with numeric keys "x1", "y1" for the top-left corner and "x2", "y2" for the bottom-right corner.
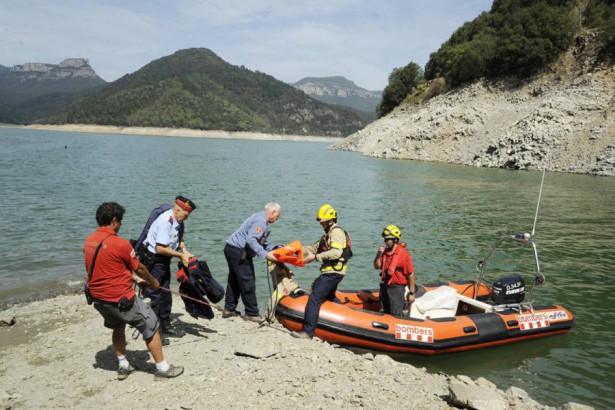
[
  {"x1": 8, "y1": 58, "x2": 102, "y2": 81},
  {"x1": 292, "y1": 76, "x2": 381, "y2": 118},
  {"x1": 0, "y1": 58, "x2": 106, "y2": 124},
  {"x1": 332, "y1": 34, "x2": 615, "y2": 176},
  {"x1": 67, "y1": 49, "x2": 367, "y2": 137}
]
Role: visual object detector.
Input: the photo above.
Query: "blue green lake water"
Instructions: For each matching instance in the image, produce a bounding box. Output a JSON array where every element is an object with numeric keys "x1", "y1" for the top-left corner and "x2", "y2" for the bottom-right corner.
[{"x1": 0, "y1": 127, "x2": 613, "y2": 408}]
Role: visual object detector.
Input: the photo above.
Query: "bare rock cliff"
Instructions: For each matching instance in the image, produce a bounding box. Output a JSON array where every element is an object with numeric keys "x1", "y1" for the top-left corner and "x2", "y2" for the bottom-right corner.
[
  {"x1": 9, "y1": 58, "x2": 101, "y2": 81},
  {"x1": 332, "y1": 36, "x2": 615, "y2": 176}
]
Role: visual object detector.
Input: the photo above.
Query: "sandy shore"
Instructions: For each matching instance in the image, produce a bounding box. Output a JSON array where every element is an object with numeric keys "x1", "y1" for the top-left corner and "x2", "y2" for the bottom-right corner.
[
  {"x1": 0, "y1": 292, "x2": 592, "y2": 410},
  {"x1": 17, "y1": 124, "x2": 339, "y2": 143}
]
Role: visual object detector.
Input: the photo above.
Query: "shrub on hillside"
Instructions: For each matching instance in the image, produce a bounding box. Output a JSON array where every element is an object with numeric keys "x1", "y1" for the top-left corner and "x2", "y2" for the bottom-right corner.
[
  {"x1": 377, "y1": 62, "x2": 423, "y2": 118},
  {"x1": 425, "y1": 0, "x2": 578, "y2": 86},
  {"x1": 584, "y1": 0, "x2": 615, "y2": 58}
]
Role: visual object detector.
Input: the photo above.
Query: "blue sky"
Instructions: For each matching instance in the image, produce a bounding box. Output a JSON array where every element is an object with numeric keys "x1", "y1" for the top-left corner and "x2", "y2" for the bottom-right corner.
[{"x1": 1, "y1": 1, "x2": 492, "y2": 90}]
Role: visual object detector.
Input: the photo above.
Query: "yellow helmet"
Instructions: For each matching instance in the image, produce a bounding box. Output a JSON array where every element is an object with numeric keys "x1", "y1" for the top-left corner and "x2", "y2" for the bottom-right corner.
[
  {"x1": 317, "y1": 204, "x2": 337, "y2": 222},
  {"x1": 382, "y1": 224, "x2": 402, "y2": 240}
]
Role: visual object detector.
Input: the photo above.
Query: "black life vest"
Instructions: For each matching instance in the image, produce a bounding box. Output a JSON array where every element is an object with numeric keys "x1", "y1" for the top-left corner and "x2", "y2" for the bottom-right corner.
[{"x1": 317, "y1": 226, "x2": 353, "y2": 272}]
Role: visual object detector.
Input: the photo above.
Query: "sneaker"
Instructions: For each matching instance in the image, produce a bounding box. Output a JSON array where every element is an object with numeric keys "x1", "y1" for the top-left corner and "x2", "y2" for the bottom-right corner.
[
  {"x1": 161, "y1": 319, "x2": 186, "y2": 337},
  {"x1": 291, "y1": 331, "x2": 312, "y2": 340},
  {"x1": 243, "y1": 315, "x2": 264, "y2": 323},
  {"x1": 154, "y1": 364, "x2": 184, "y2": 380},
  {"x1": 117, "y1": 364, "x2": 135, "y2": 380},
  {"x1": 222, "y1": 309, "x2": 241, "y2": 318}
]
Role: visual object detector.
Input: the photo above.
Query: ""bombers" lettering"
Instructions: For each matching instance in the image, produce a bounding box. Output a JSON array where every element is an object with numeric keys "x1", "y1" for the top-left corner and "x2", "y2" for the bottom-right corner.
[{"x1": 395, "y1": 324, "x2": 434, "y2": 337}]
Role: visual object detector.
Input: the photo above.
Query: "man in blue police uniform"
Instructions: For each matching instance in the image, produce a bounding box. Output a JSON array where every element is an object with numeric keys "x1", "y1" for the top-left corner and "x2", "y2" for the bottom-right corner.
[
  {"x1": 222, "y1": 202, "x2": 281, "y2": 322},
  {"x1": 142, "y1": 195, "x2": 195, "y2": 337}
]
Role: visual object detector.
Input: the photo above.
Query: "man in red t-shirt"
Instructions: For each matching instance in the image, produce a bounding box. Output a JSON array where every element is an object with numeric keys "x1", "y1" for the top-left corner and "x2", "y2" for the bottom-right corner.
[
  {"x1": 374, "y1": 224, "x2": 415, "y2": 316},
  {"x1": 84, "y1": 202, "x2": 183, "y2": 380}
]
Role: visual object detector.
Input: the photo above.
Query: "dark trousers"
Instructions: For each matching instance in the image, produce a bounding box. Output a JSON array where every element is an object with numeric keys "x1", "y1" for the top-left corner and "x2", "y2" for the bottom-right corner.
[
  {"x1": 224, "y1": 244, "x2": 259, "y2": 316},
  {"x1": 380, "y1": 283, "x2": 406, "y2": 316},
  {"x1": 142, "y1": 254, "x2": 172, "y2": 320},
  {"x1": 303, "y1": 273, "x2": 344, "y2": 337}
]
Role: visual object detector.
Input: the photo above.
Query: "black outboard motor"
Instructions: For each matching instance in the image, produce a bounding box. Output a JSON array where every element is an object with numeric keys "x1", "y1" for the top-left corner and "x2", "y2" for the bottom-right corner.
[{"x1": 491, "y1": 274, "x2": 525, "y2": 304}]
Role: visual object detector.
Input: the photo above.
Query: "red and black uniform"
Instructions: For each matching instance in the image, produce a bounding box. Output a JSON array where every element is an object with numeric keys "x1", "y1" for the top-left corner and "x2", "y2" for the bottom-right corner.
[
  {"x1": 379, "y1": 243, "x2": 414, "y2": 316},
  {"x1": 84, "y1": 226, "x2": 139, "y2": 303}
]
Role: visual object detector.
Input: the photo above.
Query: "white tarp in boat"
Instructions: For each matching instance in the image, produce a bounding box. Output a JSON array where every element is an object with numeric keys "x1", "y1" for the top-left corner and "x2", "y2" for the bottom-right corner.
[{"x1": 410, "y1": 285, "x2": 458, "y2": 319}]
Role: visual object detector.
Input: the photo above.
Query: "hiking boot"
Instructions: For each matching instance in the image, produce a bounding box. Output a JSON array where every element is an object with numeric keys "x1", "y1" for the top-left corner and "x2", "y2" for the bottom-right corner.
[
  {"x1": 117, "y1": 364, "x2": 135, "y2": 380},
  {"x1": 154, "y1": 364, "x2": 184, "y2": 380},
  {"x1": 243, "y1": 315, "x2": 264, "y2": 323},
  {"x1": 161, "y1": 319, "x2": 186, "y2": 337},
  {"x1": 291, "y1": 331, "x2": 312, "y2": 340},
  {"x1": 222, "y1": 309, "x2": 241, "y2": 318}
]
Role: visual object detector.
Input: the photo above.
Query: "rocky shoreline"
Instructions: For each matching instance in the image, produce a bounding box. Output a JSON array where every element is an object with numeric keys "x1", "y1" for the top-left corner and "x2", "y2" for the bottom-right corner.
[
  {"x1": 0, "y1": 293, "x2": 593, "y2": 409},
  {"x1": 332, "y1": 41, "x2": 615, "y2": 177}
]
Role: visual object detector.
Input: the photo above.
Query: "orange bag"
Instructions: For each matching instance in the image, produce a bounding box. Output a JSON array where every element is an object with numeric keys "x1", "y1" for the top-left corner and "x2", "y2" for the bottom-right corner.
[{"x1": 272, "y1": 241, "x2": 305, "y2": 267}]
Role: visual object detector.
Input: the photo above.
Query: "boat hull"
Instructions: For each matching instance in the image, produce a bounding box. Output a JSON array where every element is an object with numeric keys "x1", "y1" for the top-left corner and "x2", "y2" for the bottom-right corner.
[{"x1": 275, "y1": 288, "x2": 574, "y2": 355}]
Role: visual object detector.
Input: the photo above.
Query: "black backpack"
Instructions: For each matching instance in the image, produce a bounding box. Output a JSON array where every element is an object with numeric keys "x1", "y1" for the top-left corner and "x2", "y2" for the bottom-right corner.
[{"x1": 131, "y1": 204, "x2": 184, "y2": 251}]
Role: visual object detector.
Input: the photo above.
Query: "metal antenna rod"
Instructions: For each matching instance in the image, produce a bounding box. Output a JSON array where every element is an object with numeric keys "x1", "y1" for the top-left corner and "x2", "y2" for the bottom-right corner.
[{"x1": 532, "y1": 161, "x2": 547, "y2": 237}]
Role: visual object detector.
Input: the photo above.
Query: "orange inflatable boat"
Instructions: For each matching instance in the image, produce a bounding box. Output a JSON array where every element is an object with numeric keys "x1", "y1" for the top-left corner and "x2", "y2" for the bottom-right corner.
[{"x1": 275, "y1": 234, "x2": 575, "y2": 355}]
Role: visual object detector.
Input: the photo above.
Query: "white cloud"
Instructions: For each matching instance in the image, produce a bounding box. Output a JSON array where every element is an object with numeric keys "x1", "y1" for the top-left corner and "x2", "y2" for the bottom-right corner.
[{"x1": 0, "y1": 0, "x2": 493, "y2": 90}]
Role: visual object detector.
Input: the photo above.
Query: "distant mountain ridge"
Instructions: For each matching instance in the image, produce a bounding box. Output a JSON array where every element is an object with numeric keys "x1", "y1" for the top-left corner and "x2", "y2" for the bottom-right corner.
[
  {"x1": 8, "y1": 58, "x2": 102, "y2": 82},
  {"x1": 292, "y1": 76, "x2": 382, "y2": 116},
  {"x1": 66, "y1": 48, "x2": 367, "y2": 137},
  {"x1": 0, "y1": 58, "x2": 106, "y2": 123}
]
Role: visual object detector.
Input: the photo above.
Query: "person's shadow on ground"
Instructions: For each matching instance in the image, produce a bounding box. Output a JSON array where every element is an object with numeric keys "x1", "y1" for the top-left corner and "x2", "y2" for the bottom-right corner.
[
  {"x1": 92, "y1": 312, "x2": 217, "y2": 375},
  {"x1": 94, "y1": 346, "x2": 155, "y2": 374},
  {"x1": 170, "y1": 312, "x2": 218, "y2": 338}
]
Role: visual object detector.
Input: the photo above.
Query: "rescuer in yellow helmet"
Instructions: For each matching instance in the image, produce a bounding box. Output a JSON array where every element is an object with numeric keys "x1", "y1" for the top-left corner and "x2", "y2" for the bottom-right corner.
[{"x1": 291, "y1": 204, "x2": 353, "y2": 339}]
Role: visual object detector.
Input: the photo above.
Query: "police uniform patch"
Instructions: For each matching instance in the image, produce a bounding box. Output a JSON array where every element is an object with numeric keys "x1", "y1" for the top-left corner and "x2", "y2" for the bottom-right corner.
[{"x1": 256, "y1": 226, "x2": 263, "y2": 234}]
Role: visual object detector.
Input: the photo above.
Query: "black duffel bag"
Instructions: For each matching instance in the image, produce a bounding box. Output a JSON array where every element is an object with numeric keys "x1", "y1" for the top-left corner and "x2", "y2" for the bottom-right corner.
[
  {"x1": 175, "y1": 257, "x2": 225, "y2": 320},
  {"x1": 187, "y1": 259, "x2": 225, "y2": 303}
]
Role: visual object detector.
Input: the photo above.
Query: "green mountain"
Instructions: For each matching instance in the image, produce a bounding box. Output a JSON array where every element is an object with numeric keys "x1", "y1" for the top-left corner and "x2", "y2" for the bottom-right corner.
[
  {"x1": 425, "y1": 0, "x2": 614, "y2": 87},
  {"x1": 292, "y1": 76, "x2": 381, "y2": 121},
  {"x1": 0, "y1": 59, "x2": 106, "y2": 124},
  {"x1": 67, "y1": 49, "x2": 367, "y2": 137}
]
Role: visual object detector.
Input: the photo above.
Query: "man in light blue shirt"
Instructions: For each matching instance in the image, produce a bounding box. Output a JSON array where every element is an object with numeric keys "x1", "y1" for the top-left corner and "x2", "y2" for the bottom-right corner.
[
  {"x1": 223, "y1": 202, "x2": 281, "y2": 322},
  {"x1": 141, "y1": 196, "x2": 195, "y2": 337}
]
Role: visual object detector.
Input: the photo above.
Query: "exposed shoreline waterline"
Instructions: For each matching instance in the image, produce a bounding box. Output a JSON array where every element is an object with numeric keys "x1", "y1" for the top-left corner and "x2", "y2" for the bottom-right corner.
[{"x1": 8, "y1": 123, "x2": 340, "y2": 143}]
